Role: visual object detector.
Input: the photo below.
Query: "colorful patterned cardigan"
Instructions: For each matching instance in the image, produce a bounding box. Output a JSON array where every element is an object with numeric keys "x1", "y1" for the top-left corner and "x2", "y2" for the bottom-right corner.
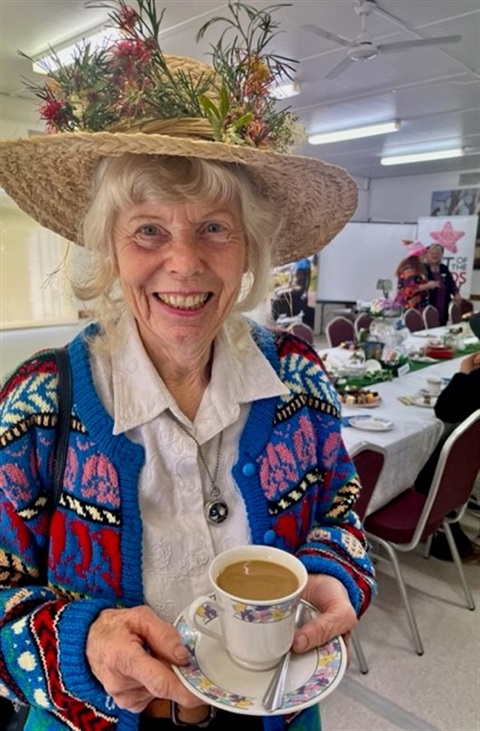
[{"x1": 0, "y1": 323, "x2": 376, "y2": 730}]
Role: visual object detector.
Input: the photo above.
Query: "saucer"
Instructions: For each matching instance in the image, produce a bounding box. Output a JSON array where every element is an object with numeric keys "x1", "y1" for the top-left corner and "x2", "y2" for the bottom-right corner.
[
  {"x1": 349, "y1": 416, "x2": 394, "y2": 432},
  {"x1": 172, "y1": 598, "x2": 346, "y2": 716}
]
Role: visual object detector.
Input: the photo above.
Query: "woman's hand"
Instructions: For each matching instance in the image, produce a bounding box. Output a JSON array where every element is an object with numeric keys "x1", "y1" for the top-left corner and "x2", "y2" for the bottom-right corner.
[
  {"x1": 86, "y1": 605, "x2": 201, "y2": 714},
  {"x1": 292, "y1": 574, "x2": 357, "y2": 654},
  {"x1": 459, "y1": 352, "x2": 480, "y2": 375}
]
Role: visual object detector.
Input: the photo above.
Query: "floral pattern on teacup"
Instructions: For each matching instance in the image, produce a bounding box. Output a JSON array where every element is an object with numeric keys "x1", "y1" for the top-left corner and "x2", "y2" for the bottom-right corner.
[{"x1": 230, "y1": 598, "x2": 295, "y2": 623}]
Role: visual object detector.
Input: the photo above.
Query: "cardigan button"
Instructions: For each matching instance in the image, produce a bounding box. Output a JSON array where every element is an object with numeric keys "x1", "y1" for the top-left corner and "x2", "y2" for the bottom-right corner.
[
  {"x1": 263, "y1": 530, "x2": 277, "y2": 545},
  {"x1": 242, "y1": 462, "x2": 256, "y2": 477}
]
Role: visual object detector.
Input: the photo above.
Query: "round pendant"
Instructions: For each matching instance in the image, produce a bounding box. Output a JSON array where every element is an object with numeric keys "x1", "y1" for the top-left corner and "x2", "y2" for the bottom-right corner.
[{"x1": 205, "y1": 499, "x2": 229, "y2": 525}]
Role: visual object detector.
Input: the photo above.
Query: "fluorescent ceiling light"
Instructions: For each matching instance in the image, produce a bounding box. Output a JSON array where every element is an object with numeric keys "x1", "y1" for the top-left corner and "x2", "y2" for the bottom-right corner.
[
  {"x1": 381, "y1": 148, "x2": 464, "y2": 165},
  {"x1": 272, "y1": 80, "x2": 301, "y2": 99},
  {"x1": 32, "y1": 28, "x2": 122, "y2": 74},
  {"x1": 308, "y1": 120, "x2": 400, "y2": 145}
]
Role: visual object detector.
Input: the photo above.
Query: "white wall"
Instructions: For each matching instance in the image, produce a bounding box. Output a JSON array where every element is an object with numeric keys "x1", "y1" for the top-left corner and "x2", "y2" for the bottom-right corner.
[
  {"x1": 367, "y1": 170, "x2": 473, "y2": 223},
  {"x1": 1, "y1": 323, "x2": 84, "y2": 381}
]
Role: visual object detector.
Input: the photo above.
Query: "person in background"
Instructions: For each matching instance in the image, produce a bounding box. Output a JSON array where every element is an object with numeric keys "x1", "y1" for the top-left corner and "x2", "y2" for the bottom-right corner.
[
  {"x1": 394, "y1": 240, "x2": 436, "y2": 312},
  {"x1": 0, "y1": 2, "x2": 375, "y2": 730},
  {"x1": 424, "y1": 243, "x2": 462, "y2": 326},
  {"x1": 415, "y1": 312, "x2": 480, "y2": 561}
]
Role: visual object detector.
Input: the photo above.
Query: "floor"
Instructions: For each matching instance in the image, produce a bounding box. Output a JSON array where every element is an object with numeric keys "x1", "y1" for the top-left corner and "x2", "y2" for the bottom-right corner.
[
  {"x1": 313, "y1": 333, "x2": 480, "y2": 731},
  {"x1": 320, "y1": 513, "x2": 480, "y2": 731}
]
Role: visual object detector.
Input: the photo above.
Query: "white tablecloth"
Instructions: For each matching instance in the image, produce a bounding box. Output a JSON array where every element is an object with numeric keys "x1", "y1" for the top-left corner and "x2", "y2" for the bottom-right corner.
[{"x1": 318, "y1": 327, "x2": 479, "y2": 514}]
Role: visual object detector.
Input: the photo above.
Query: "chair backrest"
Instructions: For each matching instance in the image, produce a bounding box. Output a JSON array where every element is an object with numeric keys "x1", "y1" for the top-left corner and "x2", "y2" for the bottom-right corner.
[
  {"x1": 350, "y1": 443, "x2": 386, "y2": 520},
  {"x1": 423, "y1": 304, "x2": 440, "y2": 329},
  {"x1": 404, "y1": 308, "x2": 424, "y2": 333},
  {"x1": 414, "y1": 410, "x2": 480, "y2": 540},
  {"x1": 288, "y1": 322, "x2": 314, "y2": 345},
  {"x1": 325, "y1": 316, "x2": 355, "y2": 348},
  {"x1": 448, "y1": 301, "x2": 462, "y2": 324},
  {"x1": 354, "y1": 313, "x2": 373, "y2": 338},
  {"x1": 460, "y1": 298, "x2": 474, "y2": 316}
]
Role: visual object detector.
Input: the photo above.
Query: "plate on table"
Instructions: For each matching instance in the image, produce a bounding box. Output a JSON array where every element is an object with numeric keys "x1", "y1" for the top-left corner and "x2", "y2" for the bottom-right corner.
[
  {"x1": 409, "y1": 355, "x2": 438, "y2": 363},
  {"x1": 172, "y1": 597, "x2": 346, "y2": 716},
  {"x1": 349, "y1": 416, "x2": 394, "y2": 432},
  {"x1": 339, "y1": 388, "x2": 382, "y2": 408}
]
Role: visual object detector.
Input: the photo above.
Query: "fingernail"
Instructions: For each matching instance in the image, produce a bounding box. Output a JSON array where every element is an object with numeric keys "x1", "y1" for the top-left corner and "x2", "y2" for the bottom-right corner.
[
  {"x1": 173, "y1": 645, "x2": 189, "y2": 662},
  {"x1": 293, "y1": 633, "x2": 308, "y2": 652}
]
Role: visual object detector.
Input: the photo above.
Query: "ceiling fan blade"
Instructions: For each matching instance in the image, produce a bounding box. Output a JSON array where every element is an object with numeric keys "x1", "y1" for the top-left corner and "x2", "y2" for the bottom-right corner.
[
  {"x1": 302, "y1": 24, "x2": 352, "y2": 48},
  {"x1": 378, "y1": 35, "x2": 462, "y2": 54},
  {"x1": 325, "y1": 56, "x2": 356, "y2": 79}
]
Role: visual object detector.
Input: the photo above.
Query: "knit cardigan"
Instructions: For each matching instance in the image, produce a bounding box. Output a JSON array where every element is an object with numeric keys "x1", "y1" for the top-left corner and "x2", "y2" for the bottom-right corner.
[{"x1": 0, "y1": 323, "x2": 376, "y2": 730}]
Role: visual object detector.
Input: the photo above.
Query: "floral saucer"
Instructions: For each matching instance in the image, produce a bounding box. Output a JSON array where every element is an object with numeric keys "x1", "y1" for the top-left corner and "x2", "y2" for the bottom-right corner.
[{"x1": 172, "y1": 598, "x2": 346, "y2": 716}]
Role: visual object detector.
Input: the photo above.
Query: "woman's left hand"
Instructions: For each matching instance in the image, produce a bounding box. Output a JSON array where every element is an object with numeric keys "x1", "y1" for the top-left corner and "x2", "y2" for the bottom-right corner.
[{"x1": 293, "y1": 574, "x2": 357, "y2": 653}]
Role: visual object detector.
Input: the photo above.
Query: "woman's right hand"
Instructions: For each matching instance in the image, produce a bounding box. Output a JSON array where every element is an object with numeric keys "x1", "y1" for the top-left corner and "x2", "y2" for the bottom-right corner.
[
  {"x1": 86, "y1": 605, "x2": 200, "y2": 714},
  {"x1": 459, "y1": 352, "x2": 480, "y2": 374}
]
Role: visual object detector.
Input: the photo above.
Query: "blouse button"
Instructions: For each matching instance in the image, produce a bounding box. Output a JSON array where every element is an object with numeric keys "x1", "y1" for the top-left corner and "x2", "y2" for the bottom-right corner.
[
  {"x1": 263, "y1": 530, "x2": 277, "y2": 545},
  {"x1": 242, "y1": 462, "x2": 256, "y2": 477}
]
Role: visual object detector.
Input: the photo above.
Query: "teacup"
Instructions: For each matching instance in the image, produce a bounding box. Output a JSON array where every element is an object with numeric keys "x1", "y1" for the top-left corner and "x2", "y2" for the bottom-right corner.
[
  {"x1": 188, "y1": 545, "x2": 307, "y2": 671},
  {"x1": 427, "y1": 377, "x2": 443, "y2": 396}
]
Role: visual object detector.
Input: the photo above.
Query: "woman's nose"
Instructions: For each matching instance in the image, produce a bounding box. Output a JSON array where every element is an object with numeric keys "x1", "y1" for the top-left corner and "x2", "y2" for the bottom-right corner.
[{"x1": 166, "y1": 234, "x2": 204, "y2": 276}]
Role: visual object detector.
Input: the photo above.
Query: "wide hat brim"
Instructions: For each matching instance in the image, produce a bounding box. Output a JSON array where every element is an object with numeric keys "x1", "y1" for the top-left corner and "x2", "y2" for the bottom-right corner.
[{"x1": 0, "y1": 131, "x2": 357, "y2": 266}]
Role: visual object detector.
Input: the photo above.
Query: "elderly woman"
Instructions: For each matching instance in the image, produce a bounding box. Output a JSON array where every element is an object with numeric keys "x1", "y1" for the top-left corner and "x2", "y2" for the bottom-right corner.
[
  {"x1": 0, "y1": 3, "x2": 375, "y2": 730},
  {"x1": 424, "y1": 243, "x2": 462, "y2": 325}
]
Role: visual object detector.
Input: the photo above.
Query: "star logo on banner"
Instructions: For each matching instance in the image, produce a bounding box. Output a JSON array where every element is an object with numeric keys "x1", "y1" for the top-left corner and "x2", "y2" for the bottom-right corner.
[{"x1": 429, "y1": 221, "x2": 465, "y2": 253}]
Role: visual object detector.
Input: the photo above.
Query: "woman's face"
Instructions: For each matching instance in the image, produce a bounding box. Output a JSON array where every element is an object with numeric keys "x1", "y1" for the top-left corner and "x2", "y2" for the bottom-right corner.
[
  {"x1": 113, "y1": 198, "x2": 247, "y2": 360},
  {"x1": 427, "y1": 246, "x2": 443, "y2": 265}
]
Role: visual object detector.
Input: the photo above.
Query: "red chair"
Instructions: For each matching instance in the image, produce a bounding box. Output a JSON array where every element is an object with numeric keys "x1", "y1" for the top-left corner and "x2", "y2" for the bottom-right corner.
[
  {"x1": 448, "y1": 301, "x2": 462, "y2": 324},
  {"x1": 423, "y1": 304, "x2": 440, "y2": 329},
  {"x1": 460, "y1": 298, "x2": 474, "y2": 316},
  {"x1": 348, "y1": 444, "x2": 386, "y2": 674},
  {"x1": 325, "y1": 315, "x2": 355, "y2": 347},
  {"x1": 354, "y1": 312, "x2": 373, "y2": 339},
  {"x1": 288, "y1": 322, "x2": 314, "y2": 345},
  {"x1": 404, "y1": 308, "x2": 424, "y2": 333},
  {"x1": 351, "y1": 444, "x2": 386, "y2": 520},
  {"x1": 364, "y1": 409, "x2": 480, "y2": 655}
]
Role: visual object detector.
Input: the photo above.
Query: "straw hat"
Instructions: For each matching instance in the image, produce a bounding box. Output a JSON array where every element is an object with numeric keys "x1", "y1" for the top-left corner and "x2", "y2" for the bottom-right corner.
[{"x1": 0, "y1": 3, "x2": 357, "y2": 266}]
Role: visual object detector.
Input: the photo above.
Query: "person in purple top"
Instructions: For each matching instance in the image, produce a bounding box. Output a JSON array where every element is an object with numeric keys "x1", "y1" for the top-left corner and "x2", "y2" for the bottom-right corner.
[{"x1": 424, "y1": 244, "x2": 462, "y2": 325}]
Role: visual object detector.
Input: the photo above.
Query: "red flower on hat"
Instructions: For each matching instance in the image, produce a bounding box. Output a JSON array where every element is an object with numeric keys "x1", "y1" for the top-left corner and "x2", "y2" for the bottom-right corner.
[{"x1": 429, "y1": 220, "x2": 465, "y2": 253}]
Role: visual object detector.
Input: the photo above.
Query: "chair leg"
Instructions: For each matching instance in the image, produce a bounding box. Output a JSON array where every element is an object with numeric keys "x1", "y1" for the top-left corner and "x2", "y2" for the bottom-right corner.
[
  {"x1": 443, "y1": 521, "x2": 476, "y2": 610},
  {"x1": 373, "y1": 538, "x2": 424, "y2": 655},
  {"x1": 423, "y1": 534, "x2": 433, "y2": 559},
  {"x1": 350, "y1": 629, "x2": 369, "y2": 674}
]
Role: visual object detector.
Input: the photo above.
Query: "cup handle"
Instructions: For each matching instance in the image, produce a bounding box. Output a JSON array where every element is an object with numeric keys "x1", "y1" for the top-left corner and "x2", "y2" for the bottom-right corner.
[{"x1": 188, "y1": 595, "x2": 224, "y2": 643}]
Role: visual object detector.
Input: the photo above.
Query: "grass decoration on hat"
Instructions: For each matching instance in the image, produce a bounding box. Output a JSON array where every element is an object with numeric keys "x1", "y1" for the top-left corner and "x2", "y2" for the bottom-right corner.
[{"x1": 22, "y1": 0, "x2": 302, "y2": 152}]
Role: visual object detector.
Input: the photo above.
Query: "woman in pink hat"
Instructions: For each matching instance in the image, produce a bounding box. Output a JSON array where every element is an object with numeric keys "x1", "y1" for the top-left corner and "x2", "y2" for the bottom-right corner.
[{"x1": 394, "y1": 241, "x2": 438, "y2": 312}]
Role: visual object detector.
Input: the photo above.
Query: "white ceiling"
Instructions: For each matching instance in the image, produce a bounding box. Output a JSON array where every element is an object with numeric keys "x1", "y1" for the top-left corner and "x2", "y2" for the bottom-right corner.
[{"x1": 1, "y1": 0, "x2": 479, "y2": 180}]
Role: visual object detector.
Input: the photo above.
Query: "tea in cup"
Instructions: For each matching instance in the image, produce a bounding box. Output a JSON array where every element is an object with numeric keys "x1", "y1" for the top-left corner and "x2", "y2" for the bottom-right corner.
[
  {"x1": 188, "y1": 545, "x2": 307, "y2": 671},
  {"x1": 427, "y1": 377, "x2": 443, "y2": 396}
]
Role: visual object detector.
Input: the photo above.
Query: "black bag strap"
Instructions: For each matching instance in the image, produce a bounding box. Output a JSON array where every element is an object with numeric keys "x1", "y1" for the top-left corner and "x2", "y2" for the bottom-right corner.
[{"x1": 51, "y1": 347, "x2": 72, "y2": 509}]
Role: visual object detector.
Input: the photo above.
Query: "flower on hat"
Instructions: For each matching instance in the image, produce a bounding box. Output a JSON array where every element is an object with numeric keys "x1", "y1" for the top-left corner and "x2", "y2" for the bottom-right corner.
[{"x1": 22, "y1": 0, "x2": 303, "y2": 153}]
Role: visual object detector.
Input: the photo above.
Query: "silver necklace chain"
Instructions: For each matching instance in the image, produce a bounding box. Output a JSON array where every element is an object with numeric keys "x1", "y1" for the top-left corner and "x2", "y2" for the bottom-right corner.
[{"x1": 169, "y1": 412, "x2": 228, "y2": 523}]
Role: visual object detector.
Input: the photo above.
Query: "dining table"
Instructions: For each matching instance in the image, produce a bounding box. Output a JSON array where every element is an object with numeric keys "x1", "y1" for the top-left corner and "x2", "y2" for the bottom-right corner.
[{"x1": 317, "y1": 325, "x2": 480, "y2": 515}]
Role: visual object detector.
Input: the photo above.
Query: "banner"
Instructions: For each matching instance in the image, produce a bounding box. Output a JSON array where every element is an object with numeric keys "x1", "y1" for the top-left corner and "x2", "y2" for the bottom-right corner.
[{"x1": 417, "y1": 215, "x2": 478, "y2": 297}]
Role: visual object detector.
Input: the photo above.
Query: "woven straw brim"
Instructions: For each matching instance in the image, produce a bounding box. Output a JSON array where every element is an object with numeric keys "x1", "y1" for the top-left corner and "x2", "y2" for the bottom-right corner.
[{"x1": 0, "y1": 132, "x2": 357, "y2": 266}]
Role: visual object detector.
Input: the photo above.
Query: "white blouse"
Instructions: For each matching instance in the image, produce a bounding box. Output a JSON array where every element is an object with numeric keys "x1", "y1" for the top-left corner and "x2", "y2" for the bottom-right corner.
[{"x1": 90, "y1": 315, "x2": 288, "y2": 622}]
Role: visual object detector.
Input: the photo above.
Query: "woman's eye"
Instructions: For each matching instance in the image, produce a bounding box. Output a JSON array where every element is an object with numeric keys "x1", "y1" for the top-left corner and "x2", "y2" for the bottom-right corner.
[
  {"x1": 134, "y1": 224, "x2": 168, "y2": 248},
  {"x1": 138, "y1": 224, "x2": 161, "y2": 236}
]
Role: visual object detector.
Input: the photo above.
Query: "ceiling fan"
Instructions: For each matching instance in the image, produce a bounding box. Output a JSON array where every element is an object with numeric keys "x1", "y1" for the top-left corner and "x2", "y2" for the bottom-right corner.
[{"x1": 302, "y1": 0, "x2": 462, "y2": 79}]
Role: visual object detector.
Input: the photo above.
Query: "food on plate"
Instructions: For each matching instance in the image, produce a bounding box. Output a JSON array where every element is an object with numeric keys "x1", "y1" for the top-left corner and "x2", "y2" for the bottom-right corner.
[{"x1": 338, "y1": 386, "x2": 381, "y2": 406}]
